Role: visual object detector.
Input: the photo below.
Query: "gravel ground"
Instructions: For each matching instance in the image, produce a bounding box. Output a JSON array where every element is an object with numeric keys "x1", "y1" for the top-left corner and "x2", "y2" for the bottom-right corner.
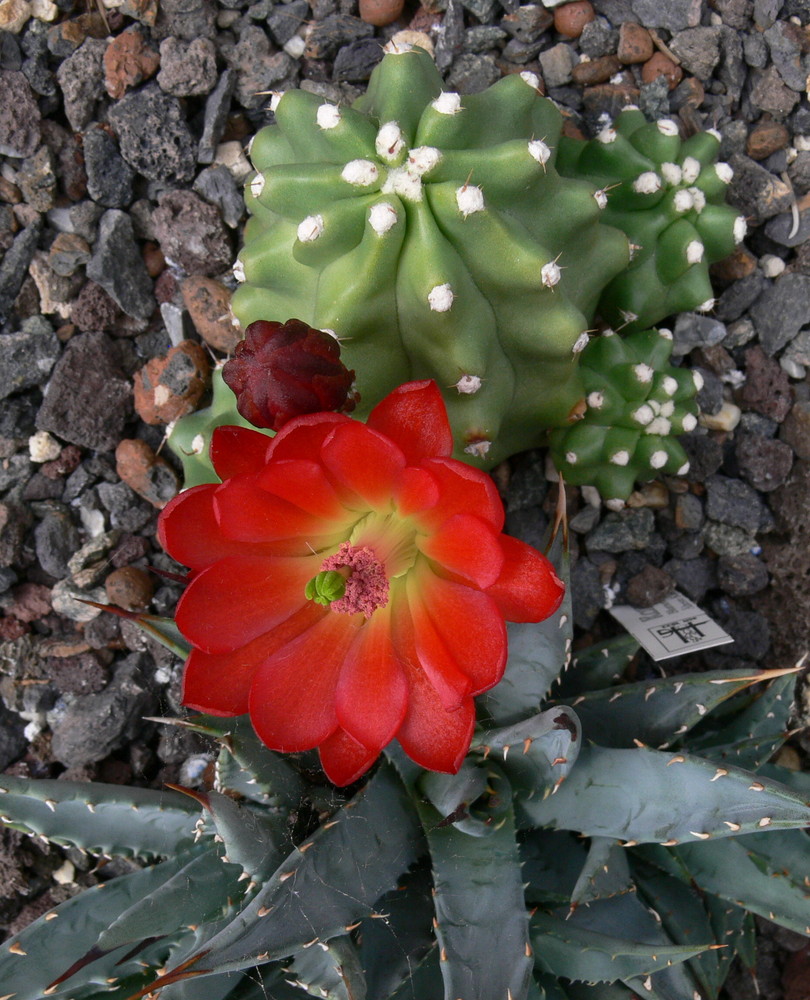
[{"x1": 1, "y1": 0, "x2": 809, "y2": 992}]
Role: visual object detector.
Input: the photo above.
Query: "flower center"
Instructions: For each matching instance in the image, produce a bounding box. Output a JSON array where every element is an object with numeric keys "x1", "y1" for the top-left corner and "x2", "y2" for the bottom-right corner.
[{"x1": 308, "y1": 543, "x2": 389, "y2": 618}]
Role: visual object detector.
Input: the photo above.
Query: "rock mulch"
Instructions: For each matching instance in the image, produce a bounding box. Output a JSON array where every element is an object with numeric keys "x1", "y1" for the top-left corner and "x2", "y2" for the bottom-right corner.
[{"x1": 0, "y1": 0, "x2": 809, "y2": 988}]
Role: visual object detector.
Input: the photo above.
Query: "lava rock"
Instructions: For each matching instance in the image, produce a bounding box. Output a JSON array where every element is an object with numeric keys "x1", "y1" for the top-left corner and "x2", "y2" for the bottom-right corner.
[
  {"x1": 108, "y1": 83, "x2": 196, "y2": 185},
  {"x1": 727, "y1": 153, "x2": 793, "y2": 222},
  {"x1": 36, "y1": 331, "x2": 133, "y2": 451},
  {"x1": 717, "y1": 552, "x2": 769, "y2": 596},
  {"x1": 750, "y1": 65, "x2": 800, "y2": 117},
  {"x1": 33, "y1": 504, "x2": 80, "y2": 578},
  {"x1": 780, "y1": 401, "x2": 810, "y2": 460},
  {"x1": 0, "y1": 315, "x2": 60, "y2": 400},
  {"x1": 55, "y1": 36, "x2": 105, "y2": 131},
  {"x1": 736, "y1": 345, "x2": 793, "y2": 422},
  {"x1": 133, "y1": 340, "x2": 210, "y2": 425},
  {"x1": 0, "y1": 220, "x2": 42, "y2": 324},
  {"x1": 152, "y1": 189, "x2": 232, "y2": 277},
  {"x1": 669, "y1": 26, "x2": 722, "y2": 80},
  {"x1": 571, "y1": 556, "x2": 604, "y2": 629},
  {"x1": 735, "y1": 432, "x2": 794, "y2": 492},
  {"x1": 86, "y1": 209, "x2": 154, "y2": 322},
  {"x1": 181, "y1": 275, "x2": 239, "y2": 352},
  {"x1": 157, "y1": 36, "x2": 218, "y2": 96},
  {"x1": 586, "y1": 508, "x2": 655, "y2": 553},
  {"x1": 0, "y1": 68, "x2": 41, "y2": 156},
  {"x1": 630, "y1": 0, "x2": 701, "y2": 31},
  {"x1": 625, "y1": 564, "x2": 674, "y2": 607},
  {"x1": 267, "y1": 0, "x2": 308, "y2": 45},
  {"x1": 69, "y1": 280, "x2": 119, "y2": 332},
  {"x1": 663, "y1": 556, "x2": 716, "y2": 602},
  {"x1": 228, "y1": 26, "x2": 295, "y2": 109},
  {"x1": 82, "y1": 125, "x2": 135, "y2": 208},
  {"x1": 705, "y1": 473, "x2": 766, "y2": 533}
]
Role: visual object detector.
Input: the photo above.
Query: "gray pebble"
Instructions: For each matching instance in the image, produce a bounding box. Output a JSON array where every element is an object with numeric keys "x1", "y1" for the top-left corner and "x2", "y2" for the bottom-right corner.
[
  {"x1": 704, "y1": 520, "x2": 758, "y2": 556},
  {"x1": 749, "y1": 272, "x2": 810, "y2": 355},
  {"x1": 539, "y1": 43, "x2": 575, "y2": 89},
  {"x1": 0, "y1": 68, "x2": 41, "y2": 157},
  {"x1": 83, "y1": 126, "x2": 135, "y2": 209},
  {"x1": 735, "y1": 432, "x2": 794, "y2": 491},
  {"x1": 663, "y1": 556, "x2": 716, "y2": 602},
  {"x1": 672, "y1": 312, "x2": 727, "y2": 357},
  {"x1": 157, "y1": 36, "x2": 218, "y2": 97},
  {"x1": 630, "y1": 0, "x2": 702, "y2": 31},
  {"x1": 0, "y1": 314, "x2": 60, "y2": 400},
  {"x1": 193, "y1": 164, "x2": 244, "y2": 229},
  {"x1": 198, "y1": 69, "x2": 236, "y2": 165},
  {"x1": 669, "y1": 26, "x2": 722, "y2": 80},
  {"x1": 34, "y1": 504, "x2": 80, "y2": 579},
  {"x1": 705, "y1": 473, "x2": 766, "y2": 533},
  {"x1": 267, "y1": 0, "x2": 309, "y2": 45},
  {"x1": 0, "y1": 221, "x2": 42, "y2": 325},
  {"x1": 55, "y1": 37, "x2": 105, "y2": 131},
  {"x1": 586, "y1": 508, "x2": 655, "y2": 553},
  {"x1": 717, "y1": 552, "x2": 769, "y2": 596},
  {"x1": 108, "y1": 83, "x2": 197, "y2": 185},
  {"x1": 86, "y1": 209, "x2": 154, "y2": 321},
  {"x1": 571, "y1": 556, "x2": 604, "y2": 630}
]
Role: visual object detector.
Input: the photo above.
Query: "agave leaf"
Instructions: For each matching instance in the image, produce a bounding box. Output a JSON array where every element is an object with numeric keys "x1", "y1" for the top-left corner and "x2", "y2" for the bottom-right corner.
[
  {"x1": 519, "y1": 743, "x2": 810, "y2": 843},
  {"x1": 285, "y1": 935, "x2": 366, "y2": 999},
  {"x1": 134, "y1": 614, "x2": 193, "y2": 658},
  {"x1": 387, "y1": 947, "x2": 444, "y2": 1000},
  {"x1": 520, "y1": 829, "x2": 588, "y2": 906},
  {"x1": 0, "y1": 776, "x2": 199, "y2": 859},
  {"x1": 141, "y1": 763, "x2": 425, "y2": 985},
  {"x1": 412, "y1": 782, "x2": 533, "y2": 1000},
  {"x1": 479, "y1": 529, "x2": 572, "y2": 727},
  {"x1": 474, "y1": 706, "x2": 582, "y2": 802},
  {"x1": 530, "y1": 910, "x2": 710, "y2": 983},
  {"x1": 168, "y1": 786, "x2": 287, "y2": 882},
  {"x1": 96, "y1": 846, "x2": 245, "y2": 953},
  {"x1": 0, "y1": 849, "x2": 204, "y2": 999},
  {"x1": 150, "y1": 967, "x2": 248, "y2": 1000},
  {"x1": 705, "y1": 896, "x2": 755, "y2": 984},
  {"x1": 562, "y1": 982, "x2": 638, "y2": 999},
  {"x1": 534, "y1": 971, "x2": 573, "y2": 998},
  {"x1": 757, "y1": 762, "x2": 810, "y2": 795},
  {"x1": 361, "y1": 862, "x2": 436, "y2": 1000},
  {"x1": 571, "y1": 838, "x2": 633, "y2": 907},
  {"x1": 552, "y1": 668, "x2": 793, "y2": 750},
  {"x1": 418, "y1": 759, "x2": 491, "y2": 836},
  {"x1": 630, "y1": 857, "x2": 721, "y2": 999},
  {"x1": 675, "y1": 830, "x2": 810, "y2": 935},
  {"x1": 155, "y1": 714, "x2": 304, "y2": 810},
  {"x1": 687, "y1": 672, "x2": 796, "y2": 770},
  {"x1": 553, "y1": 635, "x2": 639, "y2": 698}
]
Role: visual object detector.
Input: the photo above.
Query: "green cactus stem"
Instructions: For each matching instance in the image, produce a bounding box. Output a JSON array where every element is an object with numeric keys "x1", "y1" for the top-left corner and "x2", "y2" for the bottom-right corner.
[
  {"x1": 231, "y1": 44, "x2": 629, "y2": 469},
  {"x1": 556, "y1": 107, "x2": 747, "y2": 331},
  {"x1": 548, "y1": 327, "x2": 699, "y2": 507}
]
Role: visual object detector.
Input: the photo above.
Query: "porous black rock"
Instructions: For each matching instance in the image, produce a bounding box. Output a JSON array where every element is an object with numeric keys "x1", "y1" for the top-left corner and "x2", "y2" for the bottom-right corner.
[{"x1": 108, "y1": 83, "x2": 196, "y2": 185}]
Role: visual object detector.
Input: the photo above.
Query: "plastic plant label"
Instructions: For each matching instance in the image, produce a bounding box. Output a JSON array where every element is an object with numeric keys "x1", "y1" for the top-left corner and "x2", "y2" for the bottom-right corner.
[{"x1": 608, "y1": 590, "x2": 733, "y2": 661}]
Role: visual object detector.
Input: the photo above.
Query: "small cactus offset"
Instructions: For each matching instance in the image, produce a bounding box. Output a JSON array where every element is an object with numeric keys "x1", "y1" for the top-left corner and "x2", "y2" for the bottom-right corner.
[
  {"x1": 1, "y1": 536, "x2": 808, "y2": 1000},
  {"x1": 548, "y1": 327, "x2": 700, "y2": 508},
  {"x1": 556, "y1": 106, "x2": 747, "y2": 332},
  {"x1": 231, "y1": 44, "x2": 630, "y2": 469}
]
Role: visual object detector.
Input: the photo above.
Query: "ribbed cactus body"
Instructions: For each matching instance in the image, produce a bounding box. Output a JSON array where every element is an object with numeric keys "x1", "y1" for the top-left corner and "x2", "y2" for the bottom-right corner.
[
  {"x1": 549, "y1": 328, "x2": 699, "y2": 507},
  {"x1": 556, "y1": 107, "x2": 746, "y2": 332},
  {"x1": 232, "y1": 46, "x2": 629, "y2": 468}
]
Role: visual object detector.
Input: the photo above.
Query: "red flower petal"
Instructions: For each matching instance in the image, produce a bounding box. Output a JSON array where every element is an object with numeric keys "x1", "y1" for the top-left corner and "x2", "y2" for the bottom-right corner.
[
  {"x1": 393, "y1": 466, "x2": 439, "y2": 518},
  {"x1": 158, "y1": 484, "x2": 273, "y2": 571},
  {"x1": 321, "y1": 422, "x2": 406, "y2": 510},
  {"x1": 248, "y1": 613, "x2": 359, "y2": 752},
  {"x1": 318, "y1": 728, "x2": 379, "y2": 786},
  {"x1": 417, "y1": 513, "x2": 504, "y2": 589},
  {"x1": 417, "y1": 568, "x2": 507, "y2": 695},
  {"x1": 266, "y1": 411, "x2": 351, "y2": 462},
  {"x1": 392, "y1": 584, "x2": 475, "y2": 773},
  {"x1": 210, "y1": 425, "x2": 273, "y2": 481},
  {"x1": 486, "y1": 535, "x2": 565, "y2": 623},
  {"x1": 181, "y1": 602, "x2": 326, "y2": 715},
  {"x1": 367, "y1": 381, "x2": 453, "y2": 465},
  {"x1": 213, "y1": 475, "x2": 346, "y2": 553},
  {"x1": 404, "y1": 574, "x2": 471, "y2": 711},
  {"x1": 335, "y1": 605, "x2": 408, "y2": 752},
  {"x1": 417, "y1": 457, "x2": 505, "y2": 532},
  {"x1": 258, "y1": 459, "x2": 353, "y2": 522},
  {"x1": 176, "y1": 554, "x2": 318, "y2": 654}
]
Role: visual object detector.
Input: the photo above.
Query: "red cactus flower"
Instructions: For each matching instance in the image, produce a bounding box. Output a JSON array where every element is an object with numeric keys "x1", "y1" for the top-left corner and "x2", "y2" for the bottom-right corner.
[
  {"x1": 222, "y1": 318, "x2": 356, "y2": 431},
  {"x1": 158, "y1": 381, "x2": 564, "y2": 786}
]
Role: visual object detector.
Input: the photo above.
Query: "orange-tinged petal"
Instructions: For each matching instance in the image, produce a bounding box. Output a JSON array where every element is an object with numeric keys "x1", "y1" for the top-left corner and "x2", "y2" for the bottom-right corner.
[
  {"x1": 181, "y1": 602, "x2": 326, "y2": 715},
  {"x1": 213, "y1": 475, "x2": 344, "y2": 553},
  {"x1": 158, "y1": 483, "x2": 265, "y2": 571},
  {"x1": 367, "y1": 380, "x2": 453, "y2": 464},
  {"x1": 257, "y1": 459, "x2": 354, "y2": 522},
  {"x1": 417, "y1": 568, "x2": 507, "y2": 695},
  {"x1": 335, "y1": 605, "x2": 408, "y2": 752},
  {"x1": 417, "y1": 457, "x2": 505, "y2": 532},
  {"x1": 248, "y1": 613, "x2": 361, "y2": 752},
  {"x1": 392, "y1": 583, "x2": 475, "y2": 773},
  {"x1": 486, "y1": 535, "x2": 565, "y2": 623},
  {"x1": 318, "y1": 728, "x2": 379, "y2": 786},
  {"x1": 176, "y1": 554, "x2": 318, "y2": 654},
  {"x1": 321, "y1": 422, "x2": 406, "y2": 510},
  {"x1": 210, "y1": 425, "x2": 274, "y2": 481},
  {"x1": 266, "y1": 411, "x2": 351, "y2": 461},
  {"x1": 404, "y1": 574, "x2": 471, "y2": 711},
  {"x1": 417, "y1": 513, "x2": 504, "y2": 589}
]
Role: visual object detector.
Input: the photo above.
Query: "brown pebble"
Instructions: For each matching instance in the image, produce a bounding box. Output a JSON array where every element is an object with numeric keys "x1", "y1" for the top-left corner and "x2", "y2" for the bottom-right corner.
[
  {"x1": 142, "y1": 241, "x2": 166, "y2": 279},
  {"x1": 746, "y1": 119, "x2": 790, "y2": 161},
  {"x1": 553, "y1": 0, "x2": 595, "y2": 38},
  {"x1": 181, "y1": 275, "x2": 241, "y2": 353},
  {"x1": 115, "y1": 438, "x2": 181, "y2": 509},
  {"x1": 10, "y1": 583, "x2": 52, "y2": 623},
  {"x1": 103, "y1": 24, "x2": 160, "y2": 101},
  {"x1": 359, "y1": 0, "x2": 404, "y2": 26},
  {"x1": 641, "y1": 52, "x2": 683, "y2": 90},
  {"x1": 105, "y1": 566, "x2": 155, "y2": 612},
  {"x1": 572, "y1": 55, "x2": 621, "y2": 87},
  {"x1": 0, "y1": 176, "x2": 23, "y2": 204},
  {"x1": 617, "y1": 21, "x2": 653, "y2": 64},
  {"x1": 134, "y1": 340, "x2": 211, "y2": 425},
  {"x1": 709, "y1": 247, "x2": 757, "y2": 283}
]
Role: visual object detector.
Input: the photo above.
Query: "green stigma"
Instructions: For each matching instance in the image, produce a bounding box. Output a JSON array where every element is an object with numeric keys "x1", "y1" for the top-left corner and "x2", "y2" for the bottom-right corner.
[{"x1": 305, "y1": 570, "x2": 347, "y2": 606}]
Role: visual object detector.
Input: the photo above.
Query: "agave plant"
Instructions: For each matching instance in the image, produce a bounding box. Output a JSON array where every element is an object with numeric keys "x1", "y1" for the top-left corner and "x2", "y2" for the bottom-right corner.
[{"x1": 0, "y1": 527, "x2": 806, "y2": 1000}]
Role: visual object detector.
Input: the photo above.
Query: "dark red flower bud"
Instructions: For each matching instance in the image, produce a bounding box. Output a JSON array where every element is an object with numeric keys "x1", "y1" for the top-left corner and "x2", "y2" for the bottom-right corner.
[{"x1": 222, "y1": 319, "x2": 357, "y2": 431}]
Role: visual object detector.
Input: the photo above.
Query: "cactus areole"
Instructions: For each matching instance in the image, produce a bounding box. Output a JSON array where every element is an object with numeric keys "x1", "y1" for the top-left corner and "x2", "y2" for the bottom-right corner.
[
  {"x1": 158, "y1": 380, "x2": 563, "y2": 785},
  {"x1": 231, "y1": 44, "x2": 630, "y2": 469}
]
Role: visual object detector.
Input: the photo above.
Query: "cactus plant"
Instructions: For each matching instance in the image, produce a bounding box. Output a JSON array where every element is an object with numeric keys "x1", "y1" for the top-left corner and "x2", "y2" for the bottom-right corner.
[
  {"x1": 548, "y1": 327, "x2": 700, "y2": 508},
  {"x1": 1, "y1": 533, "x2": 808, "y2": 1000},
  {"x1": 555, "y1": 105, "x2": 747, "y2": 332},
  {"x1": 231, "y1": 44, "x2": 630, "y2": 470}
]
